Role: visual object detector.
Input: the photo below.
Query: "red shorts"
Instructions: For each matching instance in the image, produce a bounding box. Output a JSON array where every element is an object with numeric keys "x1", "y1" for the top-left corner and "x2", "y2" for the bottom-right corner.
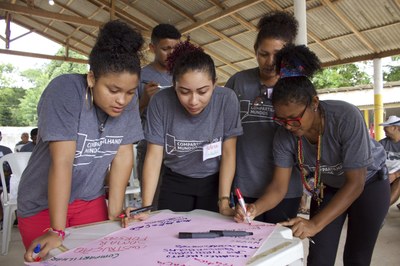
[{"x1": 18, "y1": 195, "x2": 108, "y2": 249}]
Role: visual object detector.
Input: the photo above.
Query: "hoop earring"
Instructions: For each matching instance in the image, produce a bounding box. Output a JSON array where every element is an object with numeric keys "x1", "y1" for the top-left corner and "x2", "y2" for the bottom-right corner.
[{"x1": 85, "y1": 86, "x2": 94, "y2": 109}]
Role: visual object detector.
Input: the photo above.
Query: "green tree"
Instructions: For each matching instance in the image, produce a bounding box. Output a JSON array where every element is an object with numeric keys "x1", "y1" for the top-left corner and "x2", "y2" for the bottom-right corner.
[
  {"x1": 384, "y1": 56, "x2": 400, "y2": 82},
  {"x1": 1, "y1": 48, "x2": 88, "y2": 126},
  {"x1": 0, "y1": 87, "x2": 26, "y2": 126},
  {"x1": 313, "y1": 63, "x2": 370, "y2": 89},
  {"x1": 0, "y1": 63, "x2": 18, "y2": 87}
]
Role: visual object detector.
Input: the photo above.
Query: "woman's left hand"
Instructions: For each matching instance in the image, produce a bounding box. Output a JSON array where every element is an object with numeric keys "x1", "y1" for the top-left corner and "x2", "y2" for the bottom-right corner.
[{"x1": 279, "y1": 217, "x2": 320, "y2": 239}]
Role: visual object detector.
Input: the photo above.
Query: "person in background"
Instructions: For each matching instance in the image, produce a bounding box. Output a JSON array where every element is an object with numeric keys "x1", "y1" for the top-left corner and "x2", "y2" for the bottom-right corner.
[
  {"x1": 136, "y1": 24, "x2": 181, "y2": 208},
  {"x1": 225, "y1": 11, "x2": 303, "y2": 223},
  {"x1": 379, "y1": 115, "x2": 400, "y2": 209},
  {"x1": 20, "y1": 128, "x2": 38, "y2": 152},
  {"x1": 0, "y1": 131, "x2": 12, "y2": 159},
  {"x1": 0, "y1": 130, "x2": 13, "y2": 229},
  {"x1": 125, "y1": 40, "x2": 242, "y2": 222},
  {"x1": 17, "y1": 20, "x2": 144, "y2": 262},
  {"x1": 14, "y1": 132, "x2": 30, "y2": 152},
  {"x1": 235, "y1": 44, "x2": 390, "y2": 266}
]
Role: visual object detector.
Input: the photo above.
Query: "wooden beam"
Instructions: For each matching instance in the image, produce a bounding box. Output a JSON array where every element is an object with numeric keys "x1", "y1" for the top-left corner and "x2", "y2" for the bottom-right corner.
[
  {"x1": 207, "y1": 0, "x2": 257, "y2": 31},
  {"x1": 307, "y1": 31, "x2": 340, "y2": 59},
  {"x1": 13, "y1": 18, "x2": 92, "y2": 51},
  {"x1": 0, "y1": 48, "x2": 88, "y2": 64},
  {"x1": 203, "y1": 25, "x2": 254, "y2": 58},
  {"x1": 321, "y1": 48, "x2": 400, "y2": 68},
  {"x1": 321, "y1": 0, "x2": 378, "y2": 52},
  {"x1": 90, "y1": 0, "x2": 153, "y2": 31},
  {"x1": 0, "y1": 2, "x2": 102, "y2": 27},
  {"x1": 180, "y1": 0, "x2": 263, "y2": 34}
]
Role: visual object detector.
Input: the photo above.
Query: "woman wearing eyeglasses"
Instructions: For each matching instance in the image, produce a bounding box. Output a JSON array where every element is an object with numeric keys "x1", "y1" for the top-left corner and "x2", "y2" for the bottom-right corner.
[
  {"x1": 235, "y1": 44, "x2": 390, "y2": 266},
  {"x1": 225, "y1": 11, "x2": 303, "y2": 223}
]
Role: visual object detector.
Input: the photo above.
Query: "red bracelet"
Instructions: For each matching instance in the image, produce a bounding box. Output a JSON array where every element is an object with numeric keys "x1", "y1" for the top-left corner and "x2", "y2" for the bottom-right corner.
[{"x1": 44, "y1": 227, "x2": 66, "y2": 240}]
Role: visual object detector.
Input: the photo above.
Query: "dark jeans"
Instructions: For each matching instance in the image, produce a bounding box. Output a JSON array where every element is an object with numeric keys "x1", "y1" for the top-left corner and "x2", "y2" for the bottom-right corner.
[
  {"x1": 158, "y1": 167, "x2": 219, "y2": 213},
  {"x1": 243, "y1": 196, "x2": 301, "y2": 224},
  {"x1": 307, "y1": 176, "x2": 390, "y2": 266}
]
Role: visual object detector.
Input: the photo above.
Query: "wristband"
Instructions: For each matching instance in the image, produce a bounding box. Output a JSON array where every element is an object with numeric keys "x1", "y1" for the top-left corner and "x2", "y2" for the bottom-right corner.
[
  {"x1": 44, "y1": 228, "x2": 66, "y2": 240},
  {"x1": 217, "y1": 196, "x2": 230, "y2": 206}
]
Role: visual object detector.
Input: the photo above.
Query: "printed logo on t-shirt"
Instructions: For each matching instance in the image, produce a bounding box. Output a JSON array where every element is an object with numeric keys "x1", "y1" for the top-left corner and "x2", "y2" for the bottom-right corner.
[
  {"x1": 302, "y1": 163, "x2": 344, "y2": 176},
  {"x1": 166, "y1": 134, "x2": 221, "y2": 158},
  {"x1": 239, "y1": 100, "x2": 275, "y2": 124},
  {"x1": 74, "y1": 133, "x2": 122, "y2": 166}
]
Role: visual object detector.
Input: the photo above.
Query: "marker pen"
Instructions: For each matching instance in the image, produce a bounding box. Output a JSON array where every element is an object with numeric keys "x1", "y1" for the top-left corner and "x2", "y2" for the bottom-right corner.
[
  {"x1": 32, "y1": 243, "x2": 42, "y2": 262},
  {"x1": 178, "y1": 232, "x2": 220, "y2": 239},
  {"x1": 210, "y1": 230, "x2": 253, "y2": 237},
  {"x1": 235, "y1": 188, "x2": 251, "y2": 224},
  {"x1": 118, "y1": 205, "x2": 153, "y2": 218}
]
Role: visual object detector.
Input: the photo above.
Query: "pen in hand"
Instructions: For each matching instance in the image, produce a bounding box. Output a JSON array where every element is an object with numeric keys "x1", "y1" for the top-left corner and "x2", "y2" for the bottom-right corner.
[
  {"x1": 281, "y1": 211, "x2": 315, "y2": 244},
  {"x1": 32, "y1": 243, "x2": 42, "y2": 262},
  {"x1": 118, "y1": 205, "x2": 153, "y2": 218},
  {"x1": 235, "y1": 188, "x2": 251, "y2": 225}
]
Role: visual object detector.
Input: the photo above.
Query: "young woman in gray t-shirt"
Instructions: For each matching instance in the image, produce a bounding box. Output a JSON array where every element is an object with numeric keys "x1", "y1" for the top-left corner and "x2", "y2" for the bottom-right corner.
[
  {"x1": 126, "y1": 40, "x2": 242, "y2": 220},
  {"x1": 234, "y1": 44, "x2": 390, "y2": 266},
  {"x1": 19, "y1": 20, "x2": 144, "y2": 262}
]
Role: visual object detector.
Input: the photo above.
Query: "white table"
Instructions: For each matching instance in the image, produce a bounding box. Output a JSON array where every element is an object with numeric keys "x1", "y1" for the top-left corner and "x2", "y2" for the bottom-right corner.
[{"x1": 50, "y1": 210, "x2": 304, "y2": 266}]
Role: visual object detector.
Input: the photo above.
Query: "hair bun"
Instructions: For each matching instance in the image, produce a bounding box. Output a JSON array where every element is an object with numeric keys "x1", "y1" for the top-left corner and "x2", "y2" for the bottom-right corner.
[
  {"x1": 276, "y1": 44, "x2": 321, "y2": 78},
  {"x1": 97, "y1": 20, "x2": 143, "y2": 55}
]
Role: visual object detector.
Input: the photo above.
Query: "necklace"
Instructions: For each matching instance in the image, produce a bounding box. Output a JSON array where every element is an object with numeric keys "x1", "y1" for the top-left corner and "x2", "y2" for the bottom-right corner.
[
  {"x1": 298, "y1": 134, "x2": 324, "y2": 206},
  {"x1": 95, "y1": 107, "x2": 109, "y2": 132}
]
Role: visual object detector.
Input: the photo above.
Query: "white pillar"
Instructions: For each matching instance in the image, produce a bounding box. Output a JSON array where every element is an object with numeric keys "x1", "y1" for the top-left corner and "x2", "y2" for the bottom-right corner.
[
  {"x1": 294, "y1": 0, "x2": 307, "y2": 46},
  {"x1": 373, "y1": 58, "x2": 384, "y2": 140}
]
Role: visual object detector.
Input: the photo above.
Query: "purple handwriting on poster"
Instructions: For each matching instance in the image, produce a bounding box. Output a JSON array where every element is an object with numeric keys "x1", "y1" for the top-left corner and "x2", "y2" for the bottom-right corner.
[{"x1": 28, "y1": 211, "x2": 276, "y2": 266}]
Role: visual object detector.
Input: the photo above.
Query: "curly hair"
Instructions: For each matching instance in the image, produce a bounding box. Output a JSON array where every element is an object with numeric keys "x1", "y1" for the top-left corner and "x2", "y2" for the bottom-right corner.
[
  {"x1": 272, "y1": 44, "x2": 321, "y2": 106},
  {"x1": 254, "y1": 11, "x2": 298, "y2": 51},
  {"x1": 89, "y1": 20, "x2": 144, "y2": 79},
  {"x1": 167, "y1": 39, "x2": 216, "y2": 84},
  {"x1": 151, "y1": 24, "x2": 181, "y2": 44}
]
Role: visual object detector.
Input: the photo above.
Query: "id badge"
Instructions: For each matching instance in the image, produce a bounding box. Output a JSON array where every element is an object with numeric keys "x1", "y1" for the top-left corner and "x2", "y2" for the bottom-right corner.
[{"x1": 203, "y1": 141, "x2": 222, "y2": 161}]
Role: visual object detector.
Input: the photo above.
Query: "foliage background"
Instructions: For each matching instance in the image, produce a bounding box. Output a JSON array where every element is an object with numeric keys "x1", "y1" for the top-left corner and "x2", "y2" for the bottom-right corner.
[{"x1": 0, "y1": 49, "x2": 87, "y2": 126}]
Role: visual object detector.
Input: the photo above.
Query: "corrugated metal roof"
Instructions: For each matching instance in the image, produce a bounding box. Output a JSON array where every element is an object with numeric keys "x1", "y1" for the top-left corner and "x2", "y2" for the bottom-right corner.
[{"x1": 1, "y1": 0, "x2": 400, "y2": 85}]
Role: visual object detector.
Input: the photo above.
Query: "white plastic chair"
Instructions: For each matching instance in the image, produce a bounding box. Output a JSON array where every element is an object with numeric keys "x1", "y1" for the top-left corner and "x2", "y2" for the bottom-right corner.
[
  {"x1": 124, "y1": 144, "x2": 140, "y2": 208},
  {"x1": 0, "y1": 152, "x2": 31, "y2": 255}
]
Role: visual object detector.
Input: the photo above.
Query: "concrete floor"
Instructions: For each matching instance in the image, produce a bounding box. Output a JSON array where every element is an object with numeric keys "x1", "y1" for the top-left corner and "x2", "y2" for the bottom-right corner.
[{"x1": 1, "y1": 204, "x2": 399, "y2": 266}]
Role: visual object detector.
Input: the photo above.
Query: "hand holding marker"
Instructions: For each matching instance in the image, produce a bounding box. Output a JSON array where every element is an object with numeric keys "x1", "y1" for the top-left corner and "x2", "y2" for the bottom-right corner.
[
  {"x1": 235, "y1": 188, "x2": 251, "y2": 224},
  {"x1": 32, "y1": 243, "x2": 42, "y2": 262},
  {"x1": 118, "y1": 205, "x2": 153, "y2": 218}
]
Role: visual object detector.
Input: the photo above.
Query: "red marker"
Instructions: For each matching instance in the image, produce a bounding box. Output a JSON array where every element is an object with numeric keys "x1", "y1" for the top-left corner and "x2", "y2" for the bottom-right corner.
[{"x1": 235, "y1": 188, "x2": 251, "y2": 225}]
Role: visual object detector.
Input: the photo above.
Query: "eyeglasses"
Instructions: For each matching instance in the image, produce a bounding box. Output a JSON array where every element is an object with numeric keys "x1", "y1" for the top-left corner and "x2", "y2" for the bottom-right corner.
[
  {"x1": 253, "y1": 85, "x2": 269, "y2": 106},
  {"x1": 273, "y1": 103, "x2": 308, "y2": 128}
]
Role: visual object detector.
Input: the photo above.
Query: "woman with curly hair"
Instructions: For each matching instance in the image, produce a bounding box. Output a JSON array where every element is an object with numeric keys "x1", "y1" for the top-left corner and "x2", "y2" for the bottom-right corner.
[
  {"x1": 235, "y1": 44, "x2": 390, "y2": 265},
  {"x1": 131, "y1": 40, "x2": 242, "y2": 219},
  {"x1": 18, "y1": 20, "x2": 144, "y2": 261},
  {"x1": 225, "y1": 11, "x2": 303, "y2": 223}
]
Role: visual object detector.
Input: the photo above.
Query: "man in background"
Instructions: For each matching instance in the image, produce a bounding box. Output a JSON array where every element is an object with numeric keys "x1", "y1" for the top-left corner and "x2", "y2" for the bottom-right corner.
[
  {"x1": 379, "y1": 115, "x2": 400, "y2": 209},
  {"x1": 14, "y1": 132, "x2": 31, "y2": 152},
  {"x1": 136, "y1": 24, "x2": 181, "y2": 208},
  {"x1": 20, "y1": 128, "x2": 38, "y2": 152}
]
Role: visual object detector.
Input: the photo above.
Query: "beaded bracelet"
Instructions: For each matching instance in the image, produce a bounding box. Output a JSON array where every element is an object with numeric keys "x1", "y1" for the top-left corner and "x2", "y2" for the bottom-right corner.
[
  {"x1": 217, "y1": 196, "x2": 230, "y2": 206},
  {"x1": 44, "y1": 227, "x2": 66, "y2": 240}
]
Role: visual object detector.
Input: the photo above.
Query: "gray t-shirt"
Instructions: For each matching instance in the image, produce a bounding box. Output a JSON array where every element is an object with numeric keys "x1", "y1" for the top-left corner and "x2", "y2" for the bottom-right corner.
[
  {"x1": 379, "y1": 137, "x2": 400, "y2": 173},
  {"x1": 225, "y1": 68, "x2": 302, "y2": 198},
  {"x1": 274, "y1": 100, "x2": 386, "y2": 188},
  {"x1": 18, "y1": 74, "x2": 144, "y2": 218},
  {"x1": 145, "y1": 86, "x2": 243, "y2": 178},
  {"x1": 137, "y1": 64, "x2": 173, "y2": 152}
]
